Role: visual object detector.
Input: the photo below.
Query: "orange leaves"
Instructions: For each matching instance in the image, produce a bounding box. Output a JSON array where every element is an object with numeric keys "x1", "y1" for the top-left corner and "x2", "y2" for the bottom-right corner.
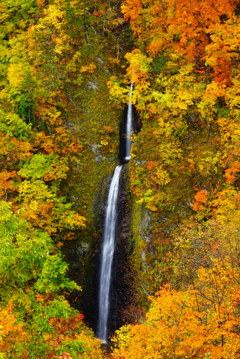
[
  {"x1": 0, "y1": 171, "x2": 16, "y2": 197},
  {"x1": 93, "y1": 1, "x2": 108, "y2": 17},
  {"x1": 193, "y1": 189, "x2": 208, "y2": 203},
  {"x1": 121, "y1": 0, "x2": 143, "y2": 36},
  {"x1": 44, "y1": 314, "x2": 104, "y2": 359},
  {"x1": 0, "y1": 303, "x2": 21, "y2": 336},
  {"x1": 0, "y1": 302, "x2": 26, "y2": 353},
  {"x1": 56, "y1": 353, "x2": 73, "y2": 359},
  {"x1": 146, "y1": 161, "x2": 158, "y2": 170},
  {"x1": 36, "y1": 132, "x2": 55, "y2": 154},
  {"x1": 103, "y1": 125, "x2": 115, "y2": 134},
  {"x1": 122, "y1": 0, "x2": 238, "y2": 62},
  {"x1": 191, "y1": 189, "x2": 208, "y2": 211},
  {"x1": 205, "y1": 16, "x2": 240, "y2": 84},
  {"x1": 36, "y1": 0, "x2": 45, "y2": 7},
  {"x1": 53, "y1": 127, "x2": 83, "y2": 156},
  {"x1": 225, "y1": 161, "x2": 240, "y2": 184},
  {"x1": 35, "y1": 128, "x2": 82, "y2": 158},
  {"x1": 113, "y1": 259, "x2": 240, "y2": 359},
  {"x1": 0, "y1": 134, "x2": 32, "y2": 164}
]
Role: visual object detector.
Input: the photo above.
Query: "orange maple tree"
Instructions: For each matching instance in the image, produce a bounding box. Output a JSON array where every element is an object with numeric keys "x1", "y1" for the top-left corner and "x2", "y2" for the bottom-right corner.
[{"x1": 113, "y1": 260, "x2": 240, "y2": 359}]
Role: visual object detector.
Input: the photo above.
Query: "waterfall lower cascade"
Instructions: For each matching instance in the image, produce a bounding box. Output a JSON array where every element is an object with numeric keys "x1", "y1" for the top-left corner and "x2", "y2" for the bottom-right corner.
[
  {"x1": 97, "y1": 165, "x2": 122, "y2": 343},
  {"x1": 97, "y1": 84, "x2": 133, "y2": 343}
]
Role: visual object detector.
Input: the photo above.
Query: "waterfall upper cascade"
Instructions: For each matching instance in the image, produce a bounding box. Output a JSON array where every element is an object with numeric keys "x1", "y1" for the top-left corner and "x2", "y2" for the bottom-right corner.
[
  {"x1": 97, "y1": 84, "x2": 134, "y2": 343},
  {"x1": 124, "y1": 82, "x2": 133, "y2": 162}
]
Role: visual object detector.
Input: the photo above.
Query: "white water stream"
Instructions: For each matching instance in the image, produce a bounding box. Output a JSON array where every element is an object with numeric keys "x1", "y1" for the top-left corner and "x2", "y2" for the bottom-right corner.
[
  {"x1": 97, "y1": 165, "x2": 123, "y2": 343},
  {"x1": 97, "y1": 84, "x2": 133, "y2": 343},
  {"x1": 124, "y1": 82, "x2": 133, "y2": 162}
]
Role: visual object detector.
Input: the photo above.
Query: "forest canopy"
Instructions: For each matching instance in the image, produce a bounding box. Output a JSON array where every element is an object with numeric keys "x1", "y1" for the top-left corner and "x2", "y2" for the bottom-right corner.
[{"x1": 0, "y1": 0, "x2": 239, "y2": 358}]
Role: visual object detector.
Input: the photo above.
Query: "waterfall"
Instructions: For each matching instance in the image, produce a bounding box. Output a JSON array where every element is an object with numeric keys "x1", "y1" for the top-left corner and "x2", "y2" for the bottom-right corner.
[
  {"x1": 124, "y1": 82, "x2": 134, "y2": 162},
  {"x1": 97, "y1": 165, "x2": 123, "y2": 343},
  {"x1": 97, "y1": 83, "x2": 133, "y2": 343}
]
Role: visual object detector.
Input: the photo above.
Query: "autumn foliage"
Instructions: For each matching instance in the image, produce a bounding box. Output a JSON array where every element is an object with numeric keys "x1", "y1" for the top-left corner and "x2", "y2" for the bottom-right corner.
[
  {"x1": 107, "y1": 0, "x2": 240, "y2": 357},
  {"x1": 113, "y1": 261, "x2": 240, "y2": 359},
  {"x1": 0, "y1": 0, "x2": 240, "y2": 357}
]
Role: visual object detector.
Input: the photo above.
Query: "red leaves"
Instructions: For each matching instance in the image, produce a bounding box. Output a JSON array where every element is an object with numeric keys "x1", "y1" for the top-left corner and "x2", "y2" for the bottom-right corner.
[{"x1": 76, "y1": 313, "x2": 84, "y2": 320}]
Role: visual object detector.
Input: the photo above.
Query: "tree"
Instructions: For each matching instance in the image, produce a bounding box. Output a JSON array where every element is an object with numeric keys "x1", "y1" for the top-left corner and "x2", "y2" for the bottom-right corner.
[{"x1": 113, "y1": 261, "x2": 240, "y2": 359}]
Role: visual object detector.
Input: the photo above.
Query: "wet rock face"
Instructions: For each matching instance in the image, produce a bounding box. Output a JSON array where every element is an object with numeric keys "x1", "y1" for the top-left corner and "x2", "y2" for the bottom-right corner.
[
  {"x1": 64, "y1": 172, "x2": 110, "y2": 333},
  {"x1": 81, "y1": 175, "x2": 110, "y2": 333}
]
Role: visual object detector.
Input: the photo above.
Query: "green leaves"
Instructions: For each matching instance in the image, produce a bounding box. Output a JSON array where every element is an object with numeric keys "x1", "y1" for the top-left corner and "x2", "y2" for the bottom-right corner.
[
  {"x1": 0, "y1": 110, "x2": 32, "y2": 140},
  {"x1": 18, "y1": 153, "x2": 57, "y2": 180},
  {"x1": 35, "y1": 255, "x2": 80, "y2": 293},
  {"x1": 0, "y1": 200, "x2": 79, "y2": 298}
]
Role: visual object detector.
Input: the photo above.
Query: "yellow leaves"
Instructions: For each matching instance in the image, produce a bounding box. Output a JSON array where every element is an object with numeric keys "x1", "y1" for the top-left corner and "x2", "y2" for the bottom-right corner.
[
  {"x1": 80, "y1": 63, "x2": 96, "y2": 74},
  {"x1": 18, "y1": 179, "x2": 86, "y2": 233},
  {"x1": 153, "y1": 63, "x2": 202, "y2": 114},
  {"x1": 54, "y1": 36, "x2": 68, "y2": 55},
  {"x1": 113, "y1": 257, "x2": 240, "y2": 359},
  {"x1": 108, "y1": 77, "x2": 130, "y2": 102},
  {"x1": 0, "y1": 2, "x2": 8, "y2": 24},
  {"x1": 64, "y1": 213, "x2": 86, "y2": 228},
  {"x1": 107, "y1": 56, "x2": 121, "y2": 65},
  {"x1": 0, "y1": 303, "x2": 19, "y2": 337},
  {"x1": 65, "y1": 51, "x2": 81, "y2": 73},
  {"x1": 69, "y1": 0, "x2": 84, "y2": 12},
  {"x1": 75, "y1": 332, "x2": 104, "y2": 359},
  {"x1": 125, "y1": 49, "x2": 152, "y2": 85},
  {"x1": 211, "y1": 187, "x2": 239, "y2": 220},
  {"x1": 43, "y1": 5, "x2": 65, "y2": 30},
  {"x1": 200, "y1": 82, "x2": 227, "y2": 113},
  {"x1": 7, "y1": 64, "x2": 24, "y2": 88},
  {"x1": 155, "y1": 167, "x2": 171, "y2": 186},
  {"x1": 19, "y1": 180, "x2": 53, "y2": 201},
  {"x1": 100, "y1": 139, "x2": 108, "y2": 147},
  {"x1": 45, "y1": 159, "x2": 69, "y2": 181}
]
